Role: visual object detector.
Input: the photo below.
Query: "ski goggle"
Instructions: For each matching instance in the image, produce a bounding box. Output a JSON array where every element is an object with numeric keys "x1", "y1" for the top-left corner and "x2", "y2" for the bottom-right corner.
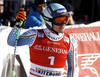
[
  {"x1": 38, "y1": 3, "x2": 47, "y2": 7},
  {"x1": 68, "y1": 13, "x2": 74, "y2": 17},
  {"x1": 53, "y1": 16, "x2": 68, "y2": 26}
]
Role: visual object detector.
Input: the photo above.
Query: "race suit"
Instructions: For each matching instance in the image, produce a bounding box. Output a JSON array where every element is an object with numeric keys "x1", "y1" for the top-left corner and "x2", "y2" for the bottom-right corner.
[{"x1": 7, "y1": 26, "x2": 78, "y2": 77}]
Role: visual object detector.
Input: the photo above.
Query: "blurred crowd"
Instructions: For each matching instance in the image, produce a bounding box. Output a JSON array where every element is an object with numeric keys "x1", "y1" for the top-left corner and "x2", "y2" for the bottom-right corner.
[
  {"x1": 0, "y1": 0, "x2": 76, "y2": 28},
  {"x1": 0, "y1": 0, "x2": 15, "y2": 27}
]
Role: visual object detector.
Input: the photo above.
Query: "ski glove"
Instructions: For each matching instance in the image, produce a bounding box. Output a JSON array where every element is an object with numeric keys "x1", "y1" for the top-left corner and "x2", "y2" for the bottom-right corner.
[{"x1": 16, "y1": 8, "x2": 26, "y2": 22}]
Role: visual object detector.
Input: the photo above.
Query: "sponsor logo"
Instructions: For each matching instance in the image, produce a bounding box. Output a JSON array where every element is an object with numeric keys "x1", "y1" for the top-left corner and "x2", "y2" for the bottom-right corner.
[
  {"x1": 46, "y1": 33, "x2": 62, "y2": 41},
  {"x1": 34, "y1": 45, "x2": 68, "y2": 54},
  {"x1": 35, "y1": 67, "x2": 61, "y2": 76},
  {"x1": 57, "y1": 9, "x2": 67, "y2": 14},
  {"x1": 75, "y1": 52, "x2": 78, "y2": 67},
  {"x1": 30, "y1": 68, "x2": 35, "y2": 72},
  {"x1": 78, "y1": 53, "x2": 100, "y2": 77},
  {"x1": 70, "y1": 32, "x2": 100, "y2": 41}
]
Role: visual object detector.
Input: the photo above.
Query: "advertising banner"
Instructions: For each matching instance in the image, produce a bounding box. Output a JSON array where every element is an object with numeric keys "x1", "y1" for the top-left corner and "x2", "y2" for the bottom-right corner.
[{"x1": 65, "y1": 26, "x2": 100, "y2": 77}]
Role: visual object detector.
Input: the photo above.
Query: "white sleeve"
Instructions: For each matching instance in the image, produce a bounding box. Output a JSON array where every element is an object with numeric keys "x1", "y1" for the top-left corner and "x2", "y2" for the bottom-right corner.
[{"x1": 70, "y1": 36, "x2": 79, "y2": 77}]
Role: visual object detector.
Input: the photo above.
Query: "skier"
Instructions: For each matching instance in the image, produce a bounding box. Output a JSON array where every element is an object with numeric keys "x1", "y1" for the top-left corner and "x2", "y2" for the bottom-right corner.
[{"x1": 7, "y1": 3, "x2": 78, "y2": 77}]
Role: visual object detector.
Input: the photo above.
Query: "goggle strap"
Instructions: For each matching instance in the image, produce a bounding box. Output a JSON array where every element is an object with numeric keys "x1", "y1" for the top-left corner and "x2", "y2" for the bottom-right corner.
[{"x1": 38, "y1": 3, "x2": 47, "y2": 7}]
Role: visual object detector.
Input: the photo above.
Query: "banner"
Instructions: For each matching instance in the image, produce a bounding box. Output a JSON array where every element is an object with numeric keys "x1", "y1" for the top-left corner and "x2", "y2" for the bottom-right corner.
[{"x1": 65, "y1": 26, "x2": 100, "y2": 77}]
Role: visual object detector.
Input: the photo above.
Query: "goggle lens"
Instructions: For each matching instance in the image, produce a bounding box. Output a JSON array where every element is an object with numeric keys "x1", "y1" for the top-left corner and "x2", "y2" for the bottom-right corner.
[
  {"x1": 38, "y1": 4, "x2": 47, "y2": 7},
  {"x1": 54, "y1": 16, "x2": 68, "y2": 25},
  {"x1": 68, "y1": 13, "x2": 74, "y2": 17}
]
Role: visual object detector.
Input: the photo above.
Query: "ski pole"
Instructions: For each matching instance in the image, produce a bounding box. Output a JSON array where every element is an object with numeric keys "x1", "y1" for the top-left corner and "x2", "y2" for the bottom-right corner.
[
  {"x1": 11, "y1": 20, "x2": 23, "y2": 77},
  {"x1": 11, "y1": 0, "x2": 26, "y2": 76}
]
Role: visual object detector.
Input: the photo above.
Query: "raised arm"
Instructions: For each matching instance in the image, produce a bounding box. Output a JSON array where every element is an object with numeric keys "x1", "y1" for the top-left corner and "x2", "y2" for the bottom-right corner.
[{"x1": 7, "y1": 8, "x2": 37, "y2": 47}]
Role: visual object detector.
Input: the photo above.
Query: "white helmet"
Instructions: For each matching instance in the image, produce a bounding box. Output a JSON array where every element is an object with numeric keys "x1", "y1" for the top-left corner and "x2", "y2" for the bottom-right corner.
[{"x1": 43, "y1": 3, "x2": 68, "y2": 34}]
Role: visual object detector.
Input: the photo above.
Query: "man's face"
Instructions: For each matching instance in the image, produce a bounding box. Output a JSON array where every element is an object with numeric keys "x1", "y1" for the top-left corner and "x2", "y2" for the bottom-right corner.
[
  {"x1": 68, "y1": 11, "x2": 74, "y2": 19},
  {"x1": 37, "y1": 3, "x2": 47, "y2": 14}
]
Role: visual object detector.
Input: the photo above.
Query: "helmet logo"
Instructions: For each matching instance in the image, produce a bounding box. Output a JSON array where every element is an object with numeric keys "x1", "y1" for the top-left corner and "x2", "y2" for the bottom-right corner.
[{"x1": 57, "y1": 9, "x2": 67, "y2": 14}]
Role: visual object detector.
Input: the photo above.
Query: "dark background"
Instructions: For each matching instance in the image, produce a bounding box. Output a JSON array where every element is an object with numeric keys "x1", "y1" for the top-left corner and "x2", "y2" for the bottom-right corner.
[{"x1": 3, "y1": 0, "x2": 100, "y2": 24}]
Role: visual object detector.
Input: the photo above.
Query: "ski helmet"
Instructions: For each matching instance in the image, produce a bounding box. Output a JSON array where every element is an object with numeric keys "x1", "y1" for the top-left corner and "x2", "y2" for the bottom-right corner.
[{"x1": 43, "y1": 3, "x2": 68, "y2": 31}]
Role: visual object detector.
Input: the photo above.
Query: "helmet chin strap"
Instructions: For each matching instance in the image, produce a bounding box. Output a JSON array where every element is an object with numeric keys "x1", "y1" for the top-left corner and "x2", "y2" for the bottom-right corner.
[
  {"x1": 51, "y1": 28, "x2": 59, "y2": 35},
  {"x1": 51, "y1": 22, "x2": 59, "y2": 35},
  {"x1": 63, "y1": 22, "x2": 68, "y2": 25}
]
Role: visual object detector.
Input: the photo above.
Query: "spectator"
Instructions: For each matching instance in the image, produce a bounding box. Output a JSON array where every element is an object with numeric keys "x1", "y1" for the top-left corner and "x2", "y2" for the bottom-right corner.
[
  {"x1": 1, "y1": 10, "x2": 15, "y2": 27},
  {"x1": 24, "y1": 0, "x2": 47, "y2": 29},
  {"x1": 0, "y1": 0, "x2": 15, "y2": 27},
  {"x1": 7, "y1": 3, "x2": 78, "y2": 77},
  {"x1": 0, "y1": 0, "x2": 4, "y2": 25},
  {"x1": 61, "y1": 3, "x2": 75, "y2": 25}
]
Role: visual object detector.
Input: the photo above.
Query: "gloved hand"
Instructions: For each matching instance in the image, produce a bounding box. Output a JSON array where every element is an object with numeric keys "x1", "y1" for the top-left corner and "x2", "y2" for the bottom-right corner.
[
  {"x1": 16, "y1": 8, "x2": 26, "y2": 22},
  {"x1": 16, "y1": 8, "x2": 26, "y2": 28}
]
